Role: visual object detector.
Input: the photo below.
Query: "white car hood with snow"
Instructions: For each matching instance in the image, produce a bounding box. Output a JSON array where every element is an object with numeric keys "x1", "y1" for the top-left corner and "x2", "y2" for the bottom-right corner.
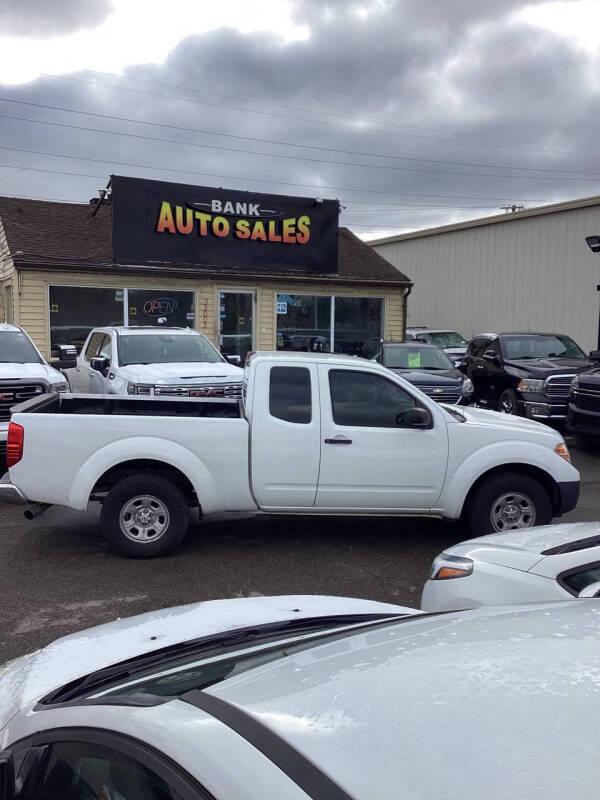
[
  {"x1": 119, "y1": 361, "x2": 243, "y2": 385},
  {"x1": 446, "y1": 403, "x2": 563, "y2": 440},
  {"x1": 0, "y1": 362, "x2": 64, "y2": 384},
  {"x1": 0, "y1": 595, "x2": 416, "y2": 732}
]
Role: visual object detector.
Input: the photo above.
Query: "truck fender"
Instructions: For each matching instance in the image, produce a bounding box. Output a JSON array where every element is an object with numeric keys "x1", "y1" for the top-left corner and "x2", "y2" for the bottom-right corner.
[
  {"x1": 67, "y1": 436, "x2": 220, "y2": 512},
  {"x1": 438, "y1": 440, "x2": 567, "y2": 519}
]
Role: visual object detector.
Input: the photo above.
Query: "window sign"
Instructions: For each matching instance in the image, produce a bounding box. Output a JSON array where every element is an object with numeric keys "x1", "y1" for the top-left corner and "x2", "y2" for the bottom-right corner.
[{"x1": 277, "y1": 301, "x2": 288, "y2": 314}]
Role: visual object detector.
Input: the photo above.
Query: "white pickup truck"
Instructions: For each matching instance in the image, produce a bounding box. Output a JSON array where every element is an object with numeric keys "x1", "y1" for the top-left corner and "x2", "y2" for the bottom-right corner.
[{"x1": 0, "y1": 352, "x2": 579, "y2": 557}]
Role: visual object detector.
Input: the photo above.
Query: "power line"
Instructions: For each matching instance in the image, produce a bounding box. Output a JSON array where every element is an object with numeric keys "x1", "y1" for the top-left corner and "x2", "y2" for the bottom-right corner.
[
  {"x1": 46, "y1": 71, "x2": 597, "y2": 159},
  {"x1": 0, "y1": 143, "x2": 533, "y2": 203},
  {"x1": 3, "y1": 112, "x2": 600, "y2": 182},
  {"x1": 0, "y1": 96, "x2": 594, "y2": 176}
]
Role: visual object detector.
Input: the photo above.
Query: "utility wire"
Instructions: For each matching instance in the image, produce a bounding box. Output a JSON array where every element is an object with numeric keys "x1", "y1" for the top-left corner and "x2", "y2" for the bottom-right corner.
[
  {"x1": 0, "y1": 96, "x2": 594, "y2": 176},
  {"x1": 3, "y1": 112, "x2": 600, "y2": 182}
]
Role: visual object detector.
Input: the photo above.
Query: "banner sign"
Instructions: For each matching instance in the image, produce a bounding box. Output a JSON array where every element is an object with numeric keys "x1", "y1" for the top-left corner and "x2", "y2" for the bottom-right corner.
[{"x1": 111, "y1": 176, "x2": 340, "y2": 272}]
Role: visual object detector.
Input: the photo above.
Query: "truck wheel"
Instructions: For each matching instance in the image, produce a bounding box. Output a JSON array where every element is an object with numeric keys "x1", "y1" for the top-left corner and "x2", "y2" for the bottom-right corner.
[
  {"x1": 465, "y1": 472, "x2": 552, "y2": 535},
  {"x1": 101, "y1": 474, "x2": 190, "y2": 558},
  {"x1": 498, "y1": 389, "x2": 519, "y2": 415}
]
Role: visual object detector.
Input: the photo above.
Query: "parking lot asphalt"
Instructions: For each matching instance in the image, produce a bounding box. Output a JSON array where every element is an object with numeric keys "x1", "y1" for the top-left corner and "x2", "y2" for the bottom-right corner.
[{"x1": 2, "y1": 439, "x2": 600, "y2": 663}]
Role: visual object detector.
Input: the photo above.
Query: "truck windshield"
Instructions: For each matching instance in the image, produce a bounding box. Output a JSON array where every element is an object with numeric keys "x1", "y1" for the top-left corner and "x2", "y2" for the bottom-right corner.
[
  {"x1": 0, "y1": 331, "x2": 43, "y2": 364},
  {"x1": 502, "y1": 335, "x2": 585, "y2": 360},
  {"x1": 383, "y1": 345, "x2": 453, "y2": 370},
  {"x1": 421, "y1": 331, "x2": 467, "y2": 348},
  {"x1": 118, "y1": 334, "x2": 223, "y2": 366}
]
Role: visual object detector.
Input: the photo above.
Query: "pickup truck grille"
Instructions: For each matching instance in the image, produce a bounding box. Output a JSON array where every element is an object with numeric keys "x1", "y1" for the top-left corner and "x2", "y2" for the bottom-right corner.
[
  {"x1": 154, "y1": 382, "x2": 242, "y2": 399},
  {"x1": 544, "y1": 375, "x2": 575, "y2": 399},
  {"x1": 573, "y1": 388, "x2": 600, "y2": 412},
  {"x1": 0, "y1": 383, "x2": 45, "y2": 421},
  {"x1": 415, "y1": 384, "x2": 462, "y2": 404}
]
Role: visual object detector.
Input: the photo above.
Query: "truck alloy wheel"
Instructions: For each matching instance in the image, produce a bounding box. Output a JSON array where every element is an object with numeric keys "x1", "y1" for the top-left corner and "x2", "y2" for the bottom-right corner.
[
  {"x1": 465, "y1": 471, "x2": 552, "y2": 536},
  {"x1": 101, "y1": 474, "x2": 190, "y2": 558},
  {"x1": 490, "y1": 491, "x2": 535, "y2": 531}
]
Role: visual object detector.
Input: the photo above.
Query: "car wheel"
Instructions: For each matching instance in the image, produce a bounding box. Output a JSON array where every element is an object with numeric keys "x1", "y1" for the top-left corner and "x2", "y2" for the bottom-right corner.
[
  {"x1": 101, "y1": 474, "x2": 190, "y2": 558},
  {"x1": 498, "y1": 389, "x2": 519, "y2": 415},
  {"x1": 465, "y1": 472, "x2": 552, "y2": 535}
]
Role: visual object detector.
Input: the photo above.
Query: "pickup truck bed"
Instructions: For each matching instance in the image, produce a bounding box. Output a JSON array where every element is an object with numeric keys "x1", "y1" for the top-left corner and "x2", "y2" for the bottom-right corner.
[{"x1": 13, "y1": 393, "x2": 242, "y2": 418}]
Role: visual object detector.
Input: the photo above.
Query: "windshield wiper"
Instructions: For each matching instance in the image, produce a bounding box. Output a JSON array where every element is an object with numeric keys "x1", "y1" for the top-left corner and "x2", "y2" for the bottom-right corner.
[{"x1": 40, "y1": 613, "x2": 403, "y2": 705}]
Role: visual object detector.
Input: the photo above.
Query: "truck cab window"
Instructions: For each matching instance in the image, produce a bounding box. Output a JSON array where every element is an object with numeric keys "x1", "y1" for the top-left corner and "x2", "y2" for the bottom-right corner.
[
  {"x1": 84, "y1": 333, "x2": 106, "y2": 362},
  {"x1": 269, "y1": 366, "x2": 312, "y2": 424},
  {"x1": 329, "y1": 369, "x2": 417, "y2": 428}
]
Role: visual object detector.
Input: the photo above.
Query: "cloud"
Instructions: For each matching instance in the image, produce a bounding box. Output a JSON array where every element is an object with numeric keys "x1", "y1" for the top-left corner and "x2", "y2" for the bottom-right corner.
[{"x1": 0, "y1": 0, "x2": 114, "y2": 37}]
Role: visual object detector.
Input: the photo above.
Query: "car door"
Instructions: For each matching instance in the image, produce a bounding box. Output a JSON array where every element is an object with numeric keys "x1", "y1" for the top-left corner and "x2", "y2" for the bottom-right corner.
[
  {"x1": 250, "y1": 360, "x2": 321, "y2": 508},
  {"x1": 465, "y1": 336, "x2": 491, "y2": 403},
  {"x1": 88, "y1": 333, "x2": 114, "y2": 394},
  {"x1": 17, "y1": 730, "x2": 207, "y2": 799},
  {"x1": 315, "y1": 364, "x2": 449, "y2": 510},
  {"x1": 69, "y1": 331, "x2": 105, "y2": 393}
]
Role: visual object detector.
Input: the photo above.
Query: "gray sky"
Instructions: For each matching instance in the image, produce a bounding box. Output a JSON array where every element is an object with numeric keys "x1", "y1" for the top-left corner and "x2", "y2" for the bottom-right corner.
[{"x1": 1, "y1": 0, "x2": 599, "y2": 238}]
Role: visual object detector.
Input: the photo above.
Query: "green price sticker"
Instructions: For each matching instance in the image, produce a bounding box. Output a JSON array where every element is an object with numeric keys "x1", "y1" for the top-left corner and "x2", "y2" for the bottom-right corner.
[{"x1": 408, "y1": 352, "x2": 421, "y2": 368}]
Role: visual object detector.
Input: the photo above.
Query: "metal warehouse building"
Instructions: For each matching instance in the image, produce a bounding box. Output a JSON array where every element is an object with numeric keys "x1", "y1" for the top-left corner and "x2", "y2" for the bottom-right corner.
[{"x1": 371, "y1": 194, "x2": 600, "y2": 352}]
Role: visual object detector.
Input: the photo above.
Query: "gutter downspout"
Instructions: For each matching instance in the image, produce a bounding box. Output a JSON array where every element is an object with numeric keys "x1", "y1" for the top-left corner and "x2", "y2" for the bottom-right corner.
[{"x1": 402, "y1": 285, "x2": 413, "y2": 342}]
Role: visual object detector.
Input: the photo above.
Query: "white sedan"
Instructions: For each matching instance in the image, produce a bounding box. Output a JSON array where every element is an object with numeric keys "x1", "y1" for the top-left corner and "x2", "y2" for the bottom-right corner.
[
  {"x1": 2, "y1": 594, "x2": 600, "y2": 799},
  {"x1": 421, "y1": 521, "x2": 600, "y2": 611}
]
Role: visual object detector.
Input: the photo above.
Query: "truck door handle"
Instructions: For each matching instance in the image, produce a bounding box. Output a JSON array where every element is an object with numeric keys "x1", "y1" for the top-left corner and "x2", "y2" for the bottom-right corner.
[{"x1": 324, "y1": 437, "x2": 352, "y2": 444}]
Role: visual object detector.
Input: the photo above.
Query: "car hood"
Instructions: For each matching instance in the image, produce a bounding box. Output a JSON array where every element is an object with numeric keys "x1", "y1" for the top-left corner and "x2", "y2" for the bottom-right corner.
[
  {"x1": 449, "y1": 403, "x2": 562, "y2": 439},
  {"x1": 0, "y1": 363, "x2": 64, "y2": 384},
  {"x1": 388, "y1": 368, "x2": 463, "y2": 384},
  {"x1": 118, "y1": 361, "x2": 243, "y2": 384},
  {"x1": 0, "y1": 595, "x2": 415, "y2": 731},
  {"x1": 504, "y1": 357, "x2": 592, "y2": 375}
]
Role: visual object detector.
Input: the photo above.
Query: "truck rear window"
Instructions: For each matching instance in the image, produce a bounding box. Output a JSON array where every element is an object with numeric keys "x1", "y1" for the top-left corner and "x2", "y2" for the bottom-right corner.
[{"x1": 269, "y1": 366, "x2": 311, "y2": 424}]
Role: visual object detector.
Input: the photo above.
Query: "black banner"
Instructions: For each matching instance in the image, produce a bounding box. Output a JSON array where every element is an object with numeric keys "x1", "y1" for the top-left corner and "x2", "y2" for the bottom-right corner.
[{"x1": 111, "y1": 176, "x2": 339, "y2": 273}]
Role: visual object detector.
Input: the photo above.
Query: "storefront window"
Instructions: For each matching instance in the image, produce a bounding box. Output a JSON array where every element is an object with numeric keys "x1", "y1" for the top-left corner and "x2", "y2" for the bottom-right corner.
[
  {"x1": 334, "y1": 297, "x2": 383, "y2": 355},
  {"x1": 220, "y1": 291, "x2": 254, "y2": 359},
  {"x1": 127, "y1": 289, "x2": 195, "y2": 328},
  {"x1": 49, "y1": 286, "x2": 124, "y2": 352},
  {"x1": 276, "y1": 294, "x2": 331, "y2": 352}
]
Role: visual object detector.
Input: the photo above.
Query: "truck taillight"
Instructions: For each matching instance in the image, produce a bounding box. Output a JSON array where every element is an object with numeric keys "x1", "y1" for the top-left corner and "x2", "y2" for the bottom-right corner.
[{"x1": 7, "y1": 422, "x2": 24, "y2": 468}]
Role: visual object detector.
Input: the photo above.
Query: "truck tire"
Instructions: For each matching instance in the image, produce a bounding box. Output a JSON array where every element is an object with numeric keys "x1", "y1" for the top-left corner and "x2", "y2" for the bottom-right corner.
[
  {"x1": 101, "y1": 474, "x2": 190, "y2": 558},
  {"x1": 464, "y1": 471, "x2": 552, "y2": 536},
  {"x1": 498, "y1": 389, "x2": 519, "y2": 415}
]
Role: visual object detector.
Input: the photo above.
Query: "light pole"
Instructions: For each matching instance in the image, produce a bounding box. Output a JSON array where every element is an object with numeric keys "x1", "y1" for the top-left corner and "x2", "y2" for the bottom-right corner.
[{"x1": 586, "y1": 237, "x2": 600, "y2": 349}]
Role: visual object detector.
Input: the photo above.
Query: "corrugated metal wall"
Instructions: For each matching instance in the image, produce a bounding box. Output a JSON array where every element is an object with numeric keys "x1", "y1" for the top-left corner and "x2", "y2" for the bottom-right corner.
[{"x1": 374, "y1": 204, "x2": 600, "y2": 352}]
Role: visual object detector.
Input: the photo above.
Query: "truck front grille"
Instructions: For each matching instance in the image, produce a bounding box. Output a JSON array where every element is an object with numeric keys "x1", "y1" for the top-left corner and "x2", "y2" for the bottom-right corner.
[
  {"x1": 154, "y1": 382, "x2": 242, "y2": 399},
  {"x1": 573, "y1": 389, "x2": 600, "y2": 412},
  {"x1": 416, "y1": 384, "x2": 462, "y2": 404},
  {"x1": 0, "y1": 383, "x2": 45, "y2": 421},
  {"x1": 544, "y1": 375, "x2": 575, "y2": 399}
]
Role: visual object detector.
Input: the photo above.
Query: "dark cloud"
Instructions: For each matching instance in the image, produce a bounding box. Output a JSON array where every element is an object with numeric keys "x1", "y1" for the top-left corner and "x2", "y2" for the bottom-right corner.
[
  {"x1": 0, "y1": 0, "x2": 597, "y2": 237},
  {"x1": 0, "y1": 0, "x2": 114, "y2": 37}
]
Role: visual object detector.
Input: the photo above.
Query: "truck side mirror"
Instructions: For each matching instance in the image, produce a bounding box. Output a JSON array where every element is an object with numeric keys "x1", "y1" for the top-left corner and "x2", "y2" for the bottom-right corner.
[
  {"x1": 589, "y1": 351, "x2": 600, "y2": 361},
  {"x1": 91, "y1": 356, "x2": 109, "y2": 374},
  {"x1": 51, "y1": 344, "x2": 78, "y2": 370},
  {"x1": 578, "y1": 581, "x2": 600, "y2": 598},
  {"x1": 0, "y1": 752, "x2": 15, "y2": 800},
  {"x1": 225, "y1": 354, "x2": 241, "y2": 366},
  {"x1": 397, "y1": 407, "x2": 432, "y2": 429}
]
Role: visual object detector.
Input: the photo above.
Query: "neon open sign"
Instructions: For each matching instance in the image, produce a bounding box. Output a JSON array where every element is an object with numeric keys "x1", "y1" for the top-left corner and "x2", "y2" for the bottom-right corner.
[{"x1": 143, "y1": 298, "x2": 178, "y2": 316}]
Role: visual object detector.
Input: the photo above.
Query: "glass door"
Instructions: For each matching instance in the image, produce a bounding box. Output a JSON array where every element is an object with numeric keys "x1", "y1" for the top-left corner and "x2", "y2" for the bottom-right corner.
[{"x1": 219, "y1": 291, "x2": 255, "y2": 360}]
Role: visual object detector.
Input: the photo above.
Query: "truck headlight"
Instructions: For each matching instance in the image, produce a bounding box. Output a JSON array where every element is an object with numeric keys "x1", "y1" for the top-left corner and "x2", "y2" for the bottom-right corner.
[
  {"x1": 53, "y1": 382, "x2": 68, "y2": 392},
  {"x1": 517, "y1": 378, "x2": 544, "y2": 393},
  {"x1": 127, "y1": 383, "x2": 154, "y2": 395},
  {"x1": 461, "y1": 378, "x2": 474, "y2": 396},
  {"x1": 430, "y1": 554, "x2": 474, "y2": 580}
]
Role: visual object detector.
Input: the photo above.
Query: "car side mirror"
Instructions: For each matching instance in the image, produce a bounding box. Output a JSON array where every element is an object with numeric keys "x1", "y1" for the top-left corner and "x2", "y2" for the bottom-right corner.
[
  {"x1": 0, "y1": 752, "x2": 15, "y2": 800},
  {"x1": 589, "y1": 350, "x2": 600, "y2": 361},
  {"x1": 91, "y1": 356, "x2": 109, "y2": 373},
  {"x1": 50, "y1": 344, "x2": 78, "y2": 370},
  {"x1": 397, "y1": 407, "x2": 432, "y2": 429},
  {"x1": 225, "y1": 354, "x2": 241, "y2": 366},
  {"x1": 578, "y1": 581, "x2": 600, "y2": 598},
  {"x1": 483, "y1": 350, "x2": 499, "y2": 363}
]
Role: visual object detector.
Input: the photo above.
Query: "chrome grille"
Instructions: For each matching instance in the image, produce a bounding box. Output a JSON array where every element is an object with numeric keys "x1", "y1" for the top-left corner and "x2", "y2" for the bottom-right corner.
[
  {"x1": 544, "y1": 375, "x2": 575, "y2": 399},
  {"x1": 154, "y1": 382, "x2": 242, "y2": 398},
  {"x1": 0, "y1": 383, "x2": 45, "y2": 421},
  {"x1": 416, "y1": 384, "x2": 462, "y2": 404},
  {"x1": 573, "y1": 388, "x2": 600, "y2": 412}
]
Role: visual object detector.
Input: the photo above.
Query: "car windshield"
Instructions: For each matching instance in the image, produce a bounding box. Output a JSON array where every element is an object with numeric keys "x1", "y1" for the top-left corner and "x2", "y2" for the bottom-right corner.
[
  {"x1": 118, "y1": 333, "x2": 223, "y2": 366},
  {"x1": 502, "y1": 334, "x2": 585, "y2": 360},
  {"x1": 383, "y1": 345, "x2": 454, "y2": 370},
  {"x1": 422, "y1": 331, "x2": 467, "y2": 348},
  {"x1": 0, "y1": 331, "x2": 43, "y2": 364}
]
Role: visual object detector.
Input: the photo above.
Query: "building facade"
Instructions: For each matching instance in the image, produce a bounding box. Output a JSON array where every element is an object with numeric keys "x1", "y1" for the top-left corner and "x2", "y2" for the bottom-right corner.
[
  {"x1": 0, "y1": 180, "x2": 411, "y2": 359},
  {"x1": 372, "y1": 195, "x2": 600, "y2": 352}
]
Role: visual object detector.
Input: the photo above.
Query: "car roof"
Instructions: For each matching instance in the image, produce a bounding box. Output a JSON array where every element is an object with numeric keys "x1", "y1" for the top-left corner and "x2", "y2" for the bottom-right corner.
[
  {"x1": 198, "y1": 602, "x2": 600, "y2": 798},
  {"x1": 101, "y1": 326, "x2": 199, "y2": 336},
  {"x1": 383, "y1": 341, "x2": 440, "y2": 348},
  {"x1": 250, "y1": 351, "x2": 364, "y2": 364},
  {"x1": 0, "y1": 323, "x2": 23, "y2": 333},
  {"x1": 408, "y1": 328, "x2": 463, "y2": 334}
]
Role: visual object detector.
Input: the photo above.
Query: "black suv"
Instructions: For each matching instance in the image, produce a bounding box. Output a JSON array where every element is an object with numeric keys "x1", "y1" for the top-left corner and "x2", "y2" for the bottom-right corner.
[{"x1": 462, "y1": 332, "x2": 593, "y2": 420}]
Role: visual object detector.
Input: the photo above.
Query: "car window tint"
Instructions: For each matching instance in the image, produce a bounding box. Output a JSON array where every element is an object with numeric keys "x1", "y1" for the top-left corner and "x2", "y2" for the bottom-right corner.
[
  {"x1": 84, "y1": 333, "x2": 106, "y2": 361},
  {"x1": 37, "y1": 741, "x2": 185, "y2": 800},
  {"x1": 561, "y1": 564, "x2": 600, "y2": 594},
  {"x1": 329, "y1": 369, "x2": 417, "y2": 428},
  {"x1": 269, "y1": 366, "x2": 312, "y2": 424},
  {"x1": 468, "y1": 337, "x2": 490, "y2": 357}
]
